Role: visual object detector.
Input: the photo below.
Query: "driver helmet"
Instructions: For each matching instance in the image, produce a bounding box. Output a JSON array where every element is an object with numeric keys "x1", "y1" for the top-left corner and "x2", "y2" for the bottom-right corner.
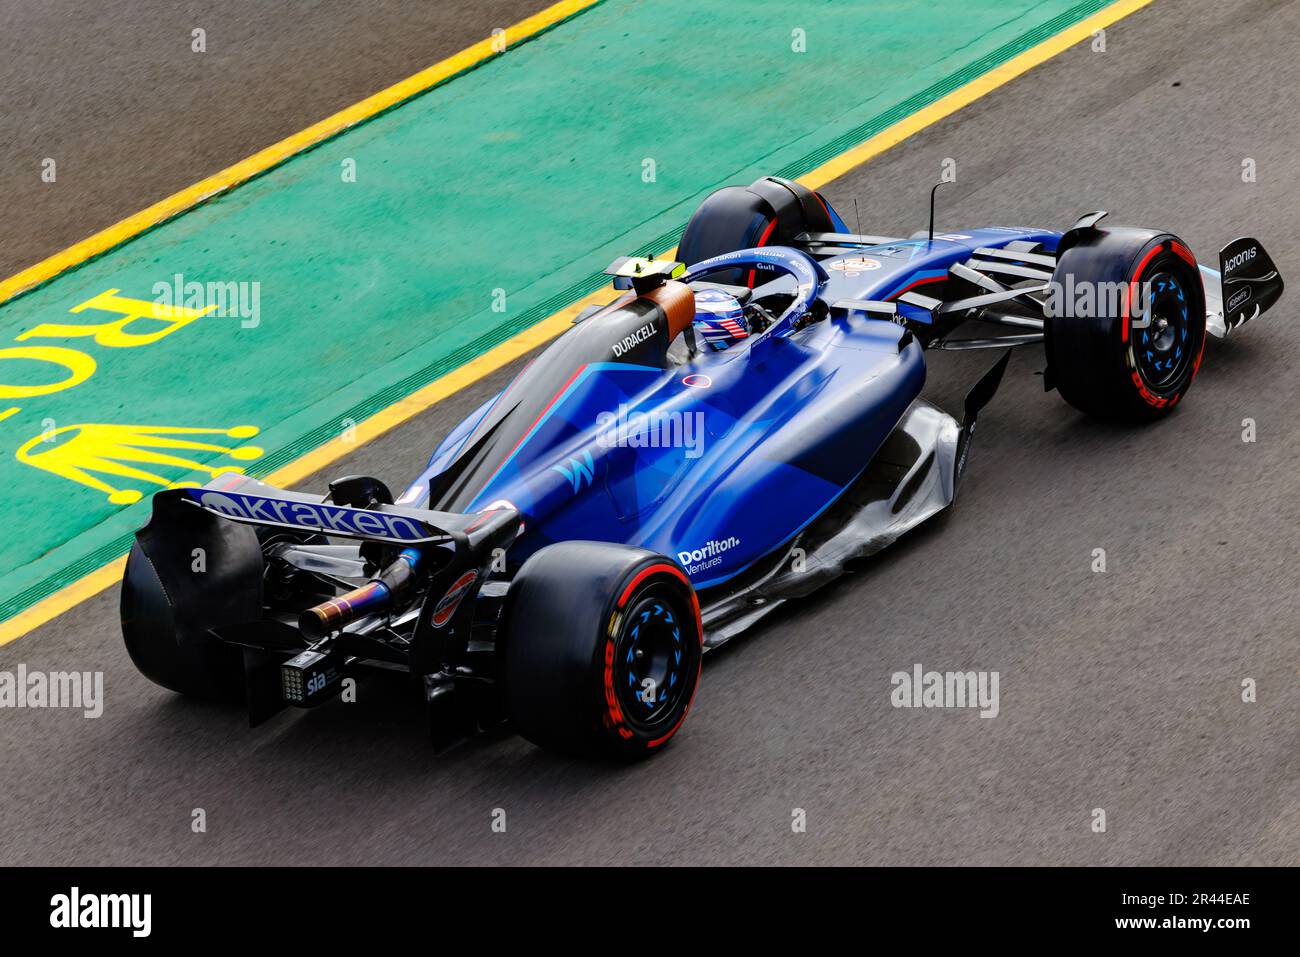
[{"x1": 692, "y1": 288, "x2": 751, "y2": 350}]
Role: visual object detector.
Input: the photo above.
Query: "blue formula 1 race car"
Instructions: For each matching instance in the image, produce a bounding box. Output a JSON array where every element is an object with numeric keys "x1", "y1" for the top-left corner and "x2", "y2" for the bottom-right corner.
[{"x1": 121, "y1": 175, "x2": 1284, "y2": 759}]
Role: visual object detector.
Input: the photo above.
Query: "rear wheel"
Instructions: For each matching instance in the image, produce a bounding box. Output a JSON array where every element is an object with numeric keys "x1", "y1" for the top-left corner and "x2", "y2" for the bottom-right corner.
[
  {"x1": 1045, "y1": 227, "x2": 1206, "y2": 421},
  {"x1": 500, "y1": 542, "x2": 703, "y2": 760},
  {"x1": 679, "y1": 175, "x2": 838, "y2": 284},
  {"x1": 121, "y1": 492, "x2": 264, "y2": 700}
]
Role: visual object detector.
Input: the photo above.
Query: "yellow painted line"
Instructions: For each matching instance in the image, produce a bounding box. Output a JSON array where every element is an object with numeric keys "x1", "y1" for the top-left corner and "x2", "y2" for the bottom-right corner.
[
  {"x1": 0, "y1": 0, "x2": 602, "y2": 307},
  {"x1": 800, "y1": 0, "x2": 1157, "y2": 190},
  {"x1": 0, "y1": 558, "x2": 129, "y2": 648},
  {"x1": 0, "y1": 0, "x2": 1157, "y2": 647}
]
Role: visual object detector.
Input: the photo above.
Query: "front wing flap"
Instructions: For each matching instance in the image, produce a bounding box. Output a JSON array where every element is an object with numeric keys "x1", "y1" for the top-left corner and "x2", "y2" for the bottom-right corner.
[{"x1": 1202, "y1": 237, "x2": 1284, "y2": 338}]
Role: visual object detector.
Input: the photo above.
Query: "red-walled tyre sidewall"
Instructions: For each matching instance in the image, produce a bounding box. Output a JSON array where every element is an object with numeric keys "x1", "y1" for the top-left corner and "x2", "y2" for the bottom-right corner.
[
  {"x1": 499, "y1": 542, "x2": 703, "y2": 760},
  {"x1": 1045, "y1": 229, "x2": 1206, "y2": 422}
]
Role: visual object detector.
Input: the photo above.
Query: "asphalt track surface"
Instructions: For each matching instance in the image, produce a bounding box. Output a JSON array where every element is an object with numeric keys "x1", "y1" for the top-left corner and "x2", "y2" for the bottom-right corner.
[{"x1": 2, "y1": 0, "x2": 1298, "y2": 865}]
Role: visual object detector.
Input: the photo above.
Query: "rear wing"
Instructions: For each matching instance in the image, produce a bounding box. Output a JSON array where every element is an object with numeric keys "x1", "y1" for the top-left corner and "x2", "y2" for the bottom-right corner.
[
  {"x1": 1201, "y1": 237, "x2": 1284, "y2": 338},
  {"x1": 176, "y1": 475, "x2": 510, "y2": 547}
]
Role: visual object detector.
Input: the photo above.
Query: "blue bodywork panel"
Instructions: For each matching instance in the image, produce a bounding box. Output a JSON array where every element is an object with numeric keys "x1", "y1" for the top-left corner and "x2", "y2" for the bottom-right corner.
[{"x1": 403, "y1": 222, "x2": 1062, "y2": 592}]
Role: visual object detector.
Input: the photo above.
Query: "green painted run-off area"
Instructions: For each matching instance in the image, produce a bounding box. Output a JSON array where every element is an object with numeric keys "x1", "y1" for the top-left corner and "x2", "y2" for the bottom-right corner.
[{"x1": 0, "y1": 0, "x2": 1117, "y2": 625}]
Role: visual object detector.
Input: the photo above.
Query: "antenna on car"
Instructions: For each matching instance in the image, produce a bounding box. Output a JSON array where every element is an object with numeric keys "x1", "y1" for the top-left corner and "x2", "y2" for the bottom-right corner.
[
  {"x1": 853, "y1": 198, "x2": 863, "y2": 237},
  {"x1": 604, "y1": 255, "x2": 685, "y2": 294},
  {"x1": 928, "y1": 181, "x2": 951, "y2": 244}
]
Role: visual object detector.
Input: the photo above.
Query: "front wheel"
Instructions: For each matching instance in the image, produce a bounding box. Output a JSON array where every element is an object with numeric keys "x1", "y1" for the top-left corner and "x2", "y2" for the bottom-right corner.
[
  {"x1": 499, "y1": 542, "x2": 703, "y2": 760},
  {"x1": 1045, "y1": 228, "x2": 1207, "y2": 422}
]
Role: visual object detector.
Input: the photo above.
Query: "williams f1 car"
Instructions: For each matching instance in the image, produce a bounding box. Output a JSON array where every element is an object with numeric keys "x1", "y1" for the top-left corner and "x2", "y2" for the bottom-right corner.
[{"x1": 122, "y1": 175, "x2": 1284, "y2": 758}]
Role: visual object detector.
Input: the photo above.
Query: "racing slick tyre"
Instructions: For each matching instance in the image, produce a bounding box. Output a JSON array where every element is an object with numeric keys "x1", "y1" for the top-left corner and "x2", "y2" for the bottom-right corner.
[
  {"x1": 1045, "y1": 227, "x2": 1207, "y2": 422},
  {"x1": 500, "y1": 542, "x2": 703, "y2": 760},
  {"x1": 121, "y1": 493, "x2": 265, "y2": 701},
  {"x1": 680, "y1": 175, "x2": 837, "y2": 284}
]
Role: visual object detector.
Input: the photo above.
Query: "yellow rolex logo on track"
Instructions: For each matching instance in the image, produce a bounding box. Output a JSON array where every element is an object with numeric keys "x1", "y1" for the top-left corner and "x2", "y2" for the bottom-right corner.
[{"x1": 15, "y1": 423, "x2": 263, "y2": 505}]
